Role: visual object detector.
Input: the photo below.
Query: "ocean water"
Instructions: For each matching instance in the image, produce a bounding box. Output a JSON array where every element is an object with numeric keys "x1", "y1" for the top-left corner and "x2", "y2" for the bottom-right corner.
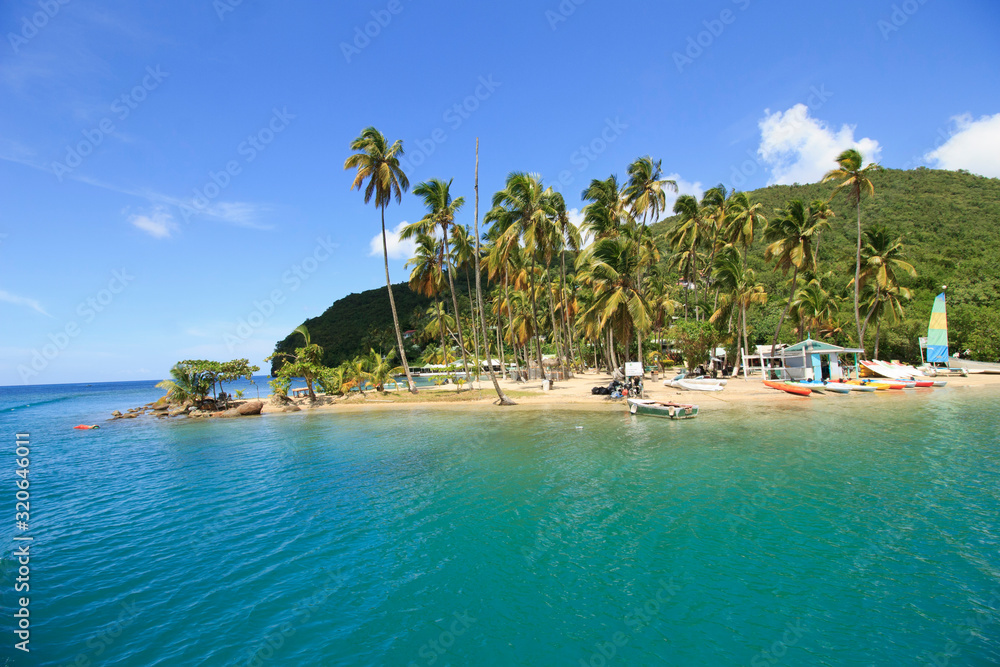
[{"x1": 1, "y1": 381, "x2": 999, "y2": 666}]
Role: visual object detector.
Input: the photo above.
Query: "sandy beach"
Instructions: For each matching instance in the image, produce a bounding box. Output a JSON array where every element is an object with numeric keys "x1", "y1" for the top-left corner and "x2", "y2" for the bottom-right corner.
[{"x1": 259, "y1": 369, "x2": 1000, "y2": 416}]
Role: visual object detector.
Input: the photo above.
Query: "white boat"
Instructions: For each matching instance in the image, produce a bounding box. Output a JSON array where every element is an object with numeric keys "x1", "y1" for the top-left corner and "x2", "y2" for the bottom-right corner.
[{"x1": 664, "y1": 374, "x2": 726, "y2": 392}]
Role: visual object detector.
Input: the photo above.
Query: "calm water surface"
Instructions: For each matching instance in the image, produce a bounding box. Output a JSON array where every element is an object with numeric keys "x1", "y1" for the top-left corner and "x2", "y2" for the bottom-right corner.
[{"x1": 1, "y1": 381, "x2": 998, "y2": 665}]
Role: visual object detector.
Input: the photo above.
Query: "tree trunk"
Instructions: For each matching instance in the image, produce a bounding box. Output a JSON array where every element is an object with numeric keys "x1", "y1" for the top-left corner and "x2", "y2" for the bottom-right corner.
[
  {"x1": 546, "y1": 282, "x2": 563, "y2": 382},
  {"x1": 528, "y1": 257, "x2": 547, "y2": 381},
  {"x1": 382, "y1": 203, "x2": 417, "y2": 393},
  {"x1": 691, "y1": 248, "x2": 699, "y2": 321},
  {"x1": 438, "y1": 300, "x2": 447, "y2": 366},
  {"x1": 466, "y1": 271, "x2": 481, "y2": 383},
  {"x1": 741, "y1": 301, "x2": 750, "y2": 380},
  {"x1": 853, "y1": 200, "x2": 863, "y2": 350},
  {"x1": 874, "y1": 319, "x2": 882, "y2": 360},
  {"x1": 771, "y1": 266, "x2": 799, "y2": 352},
  {"x1": 473, "y1": 139, "x2": 514, "y2": 404},
  {"x1": 443, "y1": 234, "x2": 471, "y2": 385}
]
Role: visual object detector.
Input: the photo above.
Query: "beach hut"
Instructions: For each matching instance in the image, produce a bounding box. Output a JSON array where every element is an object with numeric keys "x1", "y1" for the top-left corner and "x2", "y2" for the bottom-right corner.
[{"x1": 776, "y1": 339, "x2": 863, "y2": 381}]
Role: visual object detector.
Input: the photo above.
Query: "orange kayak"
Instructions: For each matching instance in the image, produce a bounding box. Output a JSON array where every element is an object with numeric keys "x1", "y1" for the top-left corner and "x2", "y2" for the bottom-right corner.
[{"x1": 763, "y1": 380, "x2": 812, "y2": 397}]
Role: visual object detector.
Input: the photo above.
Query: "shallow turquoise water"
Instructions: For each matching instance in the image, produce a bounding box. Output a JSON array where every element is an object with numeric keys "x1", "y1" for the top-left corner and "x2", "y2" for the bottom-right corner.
[{"x1": 1, "y1": 382, "x2": 999, "y2": 665}]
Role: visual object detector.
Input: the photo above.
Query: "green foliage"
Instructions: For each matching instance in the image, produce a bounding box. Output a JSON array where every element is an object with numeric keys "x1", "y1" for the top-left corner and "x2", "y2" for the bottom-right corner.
[
  {"x1": 668, "y1": 320, "x2": 721, "y2": 371},
  {"x1": 157, "y1": 358, "x2": 260, "y2": 404},
  {"x1": 652, "y1": 168, "x2": 1000, "y2": 360}
]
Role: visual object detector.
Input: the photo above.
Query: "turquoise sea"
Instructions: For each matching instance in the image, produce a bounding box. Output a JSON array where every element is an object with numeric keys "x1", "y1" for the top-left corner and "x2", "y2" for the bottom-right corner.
[{"x1": 1, "y1": 380, "x2": 999, "y2": 666}]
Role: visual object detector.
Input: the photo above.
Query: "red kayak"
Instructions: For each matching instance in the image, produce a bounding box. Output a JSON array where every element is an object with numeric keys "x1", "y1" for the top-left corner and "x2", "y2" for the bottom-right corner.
[
  {"x1": 763, "y1": 380, "x2": 812, "y2": 397},
  {"x1": 73, "y1": 425, "x2": 100, "y2": 430}
]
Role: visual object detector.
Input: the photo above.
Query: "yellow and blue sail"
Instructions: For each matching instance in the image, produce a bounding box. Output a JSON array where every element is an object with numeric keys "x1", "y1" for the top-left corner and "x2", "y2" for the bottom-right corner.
[{"x1": 926, "y1": 292, "x2": 949, "y2": 363}]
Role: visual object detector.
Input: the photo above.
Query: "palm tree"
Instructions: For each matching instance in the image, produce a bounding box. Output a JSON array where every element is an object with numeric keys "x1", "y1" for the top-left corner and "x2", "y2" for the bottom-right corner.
[
  {"x1": 710, "y1": 247, "x2": 767, "y2": 379},
  {"x1": 822, "y1": 148, "x2": 880, "y2": 349},
  {"x1": 581, "y1": 175, "x2": 630, "y2": 240},
  {"x1": 865, "y1": 285, "x2": 911, "y2": 360},
  {"x1": 725, "y1": 191, "x2": 767, "y2": 260},
  {"x1": 473, "y1": 140, "x2": 514, "y2": 403},
  {"x1": 764, "y1": 200, "x2": 829, "y2": 350},
  {"x1": 576, "y1": 235, "x2": 651, "y2": 363},
  {"x1": 668, "y1": 194, "x2": 708, "y2": 320},
  {"x1": 405, "y1": 233, "x2": 449, "y2": 356},
  {"x1": 366, "y1": 348, "x2": 403, "y2": 392},
  {"x1": 344, "y1": 127, "x2": 417, "y2": 393},
  {"x1": 410, "y1": 178, "x2": 472, "y2": 384},
  {"x1": 489, "y1": 172, "x2": 557, "y2": 381},
  {"x1": 156, "y1": 363, "x2": 207, "y2": 404},
  {"x1": 856, "y1": 225, "x2": 916, "y2": 352},
  {"x1": 624, "y1": 156, "x2": 677, "y2": 227}
]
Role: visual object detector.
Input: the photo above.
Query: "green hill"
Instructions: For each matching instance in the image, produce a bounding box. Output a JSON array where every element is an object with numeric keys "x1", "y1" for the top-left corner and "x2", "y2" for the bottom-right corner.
[
  {"x1": 270, "y1": 284, "x2": 433, "y2": 374},
  {"x1": 651, "y1": 167, "x2": 1000, "y2": 360}
]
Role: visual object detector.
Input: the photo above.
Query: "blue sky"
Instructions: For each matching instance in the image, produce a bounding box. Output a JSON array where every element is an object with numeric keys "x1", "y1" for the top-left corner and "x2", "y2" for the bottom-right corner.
[{"x1": 2, "y1": 0, "x2": 999, "y2": 385}]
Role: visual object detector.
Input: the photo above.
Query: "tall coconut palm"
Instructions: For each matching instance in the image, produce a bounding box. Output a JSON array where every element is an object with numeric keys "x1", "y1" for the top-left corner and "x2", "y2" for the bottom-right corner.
[
  {"x1": 725, "y1": 191, "x2": 767, "y2": 260},
  {"x1": 856, "y1": 225, "x2": 916, "y2": 351},
  {"x1": 405, "y1": 233, "x2": 449, "y2": 356},
  {"x1": 450, "y1": 224, "x2": 482, "y2": 377},
  {"x1": 710, "y1": 246, "x2": 767, "y2": 379},
  {"x1": 668, "y1": 194, "x2": 708, "y2": 320},
  {"x1": 624, "y1": 156, "x2": 677, "y2": 227},
  {"x1": 344, "y1": 126, "x2": 417, "y2": 393},
  {"x1": 581, "y1": 175, "x2": 630, "y2": 240},
  {"x1": 410, "y1": 178, "x2": 471, "y2": 384},
  {"x1": 764, "y1": 200, "x2": 828, "y2": 350},
  {"x1": 489, "y1": 172, "x2": 556, "y2": 381},
  {"x1": 822, "y1": 148, "x2": 880, "y2": 349},
  {"x1": 865, "y1": 284, "x2": 911, "y2": 360},
  {"x1": 473, "y1": 140, "x2": 514, "y2": 404}
]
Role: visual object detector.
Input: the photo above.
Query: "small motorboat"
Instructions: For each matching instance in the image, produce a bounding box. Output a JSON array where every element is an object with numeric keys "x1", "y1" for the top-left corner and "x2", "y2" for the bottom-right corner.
[
  {"x1": 763, "y1": 380, "x2": 812, "y2": 397},
  {"x1": 627, "y1": 398, "x2": 699, "y2": 419}
]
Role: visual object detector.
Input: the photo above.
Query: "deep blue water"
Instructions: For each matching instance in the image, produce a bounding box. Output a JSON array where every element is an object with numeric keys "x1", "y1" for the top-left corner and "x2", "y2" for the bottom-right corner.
[{"x1": 1, "y1": 381, "x2": 999, "y2": 665}]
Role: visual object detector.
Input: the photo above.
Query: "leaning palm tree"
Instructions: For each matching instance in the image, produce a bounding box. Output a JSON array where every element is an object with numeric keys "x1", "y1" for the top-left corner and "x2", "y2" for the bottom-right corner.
[
  {"x1": 366, "y1": 348, "x2": 403, "y2": 393},
  {"x1": 406, "y1": 233, "x2": 449, "y2": 356},
  {"x1": 344, "y1": 126, "x2": 417, "y2": 393},
  {"x1": 764, "y1": 200, "x2": 829, "y2": 350},
  {"x1": 822, "y1": 148, "x2": 880, "y2": 350}
]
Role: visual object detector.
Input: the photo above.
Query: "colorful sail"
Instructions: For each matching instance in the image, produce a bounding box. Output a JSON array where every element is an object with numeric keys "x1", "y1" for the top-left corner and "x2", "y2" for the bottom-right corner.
[{"x1": 926, "y1": 292, "x2": 949, "y2": 363}]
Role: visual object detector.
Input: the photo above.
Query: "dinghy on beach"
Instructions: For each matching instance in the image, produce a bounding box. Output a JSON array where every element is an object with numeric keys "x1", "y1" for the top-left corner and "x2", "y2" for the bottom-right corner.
[{"x1": 627, "y1": 398, "x2": 699, "y2": 419}]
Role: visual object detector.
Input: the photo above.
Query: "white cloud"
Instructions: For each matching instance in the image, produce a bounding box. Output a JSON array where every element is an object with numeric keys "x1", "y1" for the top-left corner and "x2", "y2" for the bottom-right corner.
[
  {"x1": 662, "y1": 173, "x2": 704, "y2": 215},
  {"x1": 370, "y1": 221, "x2": 416, "y2": 260},
  {"x1": 128, "y1": 206, "x2": 177, "y2": 239},
  {"x1": 925, "y1": 113, "x2": 1000, "y2": 178},
  {"x1": 0, "y1": 289, "x2": 51, "y2": 317},
  {"x1": 757, "y1": 104, "x2": 882, "y2": 185}
]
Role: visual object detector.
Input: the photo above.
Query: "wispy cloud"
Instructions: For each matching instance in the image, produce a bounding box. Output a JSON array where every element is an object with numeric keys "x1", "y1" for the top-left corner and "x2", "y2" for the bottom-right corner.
[
  {"x1": 128, "y1": 206, "x2": 177, "y2": 239},
  {"x1": 0, "y1": 289, "x2": 51, "y2": 317}
]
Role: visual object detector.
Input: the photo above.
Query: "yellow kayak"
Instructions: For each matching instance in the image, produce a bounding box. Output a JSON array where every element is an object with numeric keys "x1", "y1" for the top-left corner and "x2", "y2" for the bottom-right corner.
[{"x1": 846, "y1": 379, "x2": 890, "y2": 391}]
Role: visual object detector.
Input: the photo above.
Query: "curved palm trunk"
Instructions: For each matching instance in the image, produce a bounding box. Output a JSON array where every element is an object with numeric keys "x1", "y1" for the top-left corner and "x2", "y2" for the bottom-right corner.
[
  {"x1": 465, "y1": 271, "x2": 481, "y2": 383},
  {"x1": 860, "y1": 285, "x2": 882, "y2": 355},
  {"x1": 442, "y1": 235, "x2": 471, "y2": 385},
  {"x1": 874, "y1": 319, "x2": 882, "y2": 360},
  {"x1": 473, "y1": 139, "x2": 514, "y2": 404},
  {"x1": 381, "y1": 204, "x2": 417, "y2": 393},
  {"x1": 438, "y1": 300, "x2": 447, "y2": 366},
  {"x1": 691, "y1": 247, "x2": 699, "y2": 321},
  {"x1": 771, "y1": 266, "x2": 799, "y2": 352}
]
